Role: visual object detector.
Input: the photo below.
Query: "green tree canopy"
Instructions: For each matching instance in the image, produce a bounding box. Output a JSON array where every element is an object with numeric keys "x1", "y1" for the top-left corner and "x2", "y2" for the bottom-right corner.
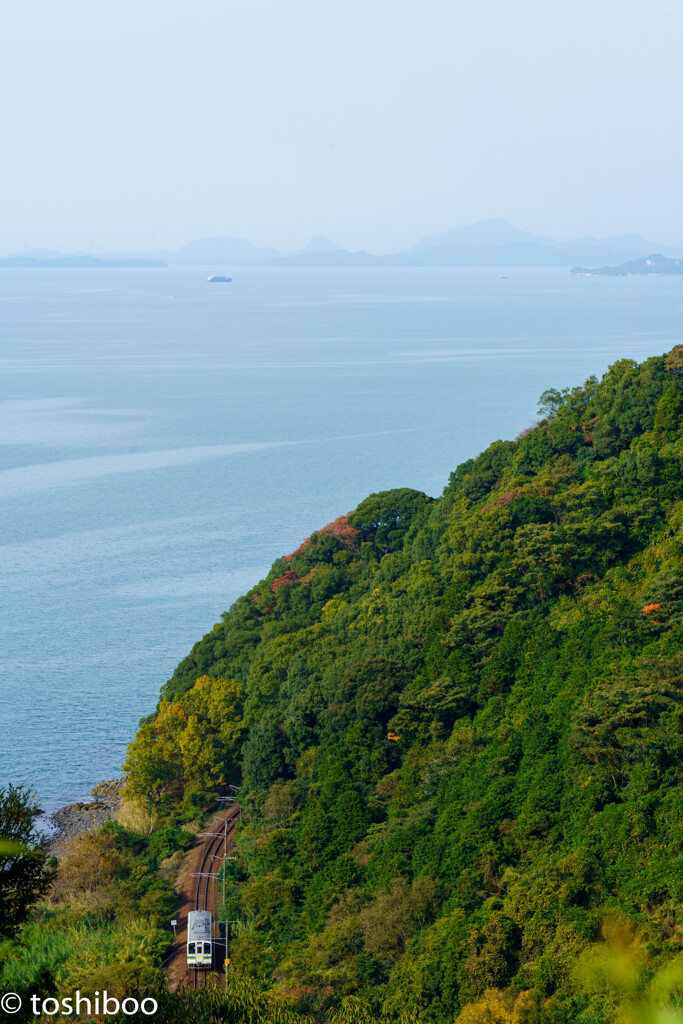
[
  {"x1": 0, "y1": 784, "x2": 55, "y2": 936},
  {"x1": 349, "y1": 488, "x2": 433, "y2": 550}
]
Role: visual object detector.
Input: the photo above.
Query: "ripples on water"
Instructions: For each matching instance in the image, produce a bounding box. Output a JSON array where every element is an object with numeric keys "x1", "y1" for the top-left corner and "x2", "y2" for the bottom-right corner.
[{"x1": 1, "y1": 266, "x2": 680, "y2": 814}]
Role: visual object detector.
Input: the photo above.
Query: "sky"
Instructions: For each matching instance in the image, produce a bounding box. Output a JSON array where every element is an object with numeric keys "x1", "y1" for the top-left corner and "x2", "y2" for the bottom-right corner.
[{"x1": 1, "y1": 0, "x2": 682, "y2": 254}]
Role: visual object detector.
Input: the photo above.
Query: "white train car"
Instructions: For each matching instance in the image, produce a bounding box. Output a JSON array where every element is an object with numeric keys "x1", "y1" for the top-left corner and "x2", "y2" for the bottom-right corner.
[{"x1": 187, "y1": 910, "x2": 212, "y2": 969}]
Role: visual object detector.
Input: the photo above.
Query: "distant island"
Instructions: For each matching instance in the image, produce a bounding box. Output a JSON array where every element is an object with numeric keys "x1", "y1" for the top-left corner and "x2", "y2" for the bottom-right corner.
[
  {"x1": 570, "y1": 253, "x2": 683, "y2": 276},
  {"x1": 0, "y1": 255, "x2": 166, "y2": 269}
]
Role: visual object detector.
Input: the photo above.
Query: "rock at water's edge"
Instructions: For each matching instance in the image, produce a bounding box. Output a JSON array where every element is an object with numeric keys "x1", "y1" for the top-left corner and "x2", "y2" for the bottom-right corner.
[
  {"x1": 91, "y1": 777, "x2": 126, "y2": 799},
  {"x1": 49, "y1": 778, "x2": 126, "y2": 858}
]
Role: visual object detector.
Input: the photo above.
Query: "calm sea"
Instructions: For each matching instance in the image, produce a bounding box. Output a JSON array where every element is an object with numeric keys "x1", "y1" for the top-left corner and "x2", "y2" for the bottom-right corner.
[{"x1": 1, "y1": 266, "x2": 681, "y2": 816}]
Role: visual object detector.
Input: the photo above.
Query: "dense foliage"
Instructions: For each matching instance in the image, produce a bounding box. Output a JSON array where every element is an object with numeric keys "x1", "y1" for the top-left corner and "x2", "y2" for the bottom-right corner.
[
  {"x1": 123, "y1": 349, "x2": 683, "y2": 1022},
  {"x1": 0, "y1": 814, "x2": 193, "y2": 1020},
  {"x1": 0, "y1": 785, "x2": 55, "y2": 937},
  {"x1": 8, "y1": 349, "x2": 683, "y2": 1022}
]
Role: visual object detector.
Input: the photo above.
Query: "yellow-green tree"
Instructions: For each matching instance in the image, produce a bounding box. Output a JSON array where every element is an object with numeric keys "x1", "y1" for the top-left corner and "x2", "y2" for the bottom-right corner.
[{"x1": 123, "y1": 675, "x2": 244, "y2": 803}]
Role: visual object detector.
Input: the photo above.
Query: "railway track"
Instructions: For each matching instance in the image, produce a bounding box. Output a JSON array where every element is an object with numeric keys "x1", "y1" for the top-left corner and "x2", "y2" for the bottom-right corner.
[{"x1": 191, "y1": 806, "x2": 240, "y2": 989}]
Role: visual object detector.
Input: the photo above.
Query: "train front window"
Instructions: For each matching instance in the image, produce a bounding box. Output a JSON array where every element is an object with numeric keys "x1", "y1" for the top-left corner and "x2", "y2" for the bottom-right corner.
[{"x1": 188, "y1": 943, "x2": 196, "y2": 955}]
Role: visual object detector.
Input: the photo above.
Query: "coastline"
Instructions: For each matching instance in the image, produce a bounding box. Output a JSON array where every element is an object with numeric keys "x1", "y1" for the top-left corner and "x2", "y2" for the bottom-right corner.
[{"x1": 48, "y1": 778, "x2": 126, "y2": 858}]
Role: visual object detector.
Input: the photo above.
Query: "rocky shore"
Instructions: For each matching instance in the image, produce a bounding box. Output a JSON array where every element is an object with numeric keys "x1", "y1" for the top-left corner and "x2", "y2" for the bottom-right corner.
[{"x1": 49, "y1": 778, "x2": 126, "y2": 857}]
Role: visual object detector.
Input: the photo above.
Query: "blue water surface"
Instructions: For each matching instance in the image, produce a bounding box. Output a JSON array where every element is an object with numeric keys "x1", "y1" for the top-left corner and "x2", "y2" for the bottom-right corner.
[{"x1": 0, "y1": 266, "x2": 681, "y2": 814}]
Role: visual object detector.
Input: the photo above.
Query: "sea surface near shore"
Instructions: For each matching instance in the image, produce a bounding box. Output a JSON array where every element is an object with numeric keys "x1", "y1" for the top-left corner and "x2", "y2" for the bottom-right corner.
[{"x1": 1, "y1": 265, "x2": 681, "y2": 816}]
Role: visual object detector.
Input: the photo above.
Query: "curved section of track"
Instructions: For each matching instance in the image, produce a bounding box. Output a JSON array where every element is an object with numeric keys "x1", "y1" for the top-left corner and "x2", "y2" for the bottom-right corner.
[{"x1": 191, "y1": 806, "x2": 240, "y2": 989}]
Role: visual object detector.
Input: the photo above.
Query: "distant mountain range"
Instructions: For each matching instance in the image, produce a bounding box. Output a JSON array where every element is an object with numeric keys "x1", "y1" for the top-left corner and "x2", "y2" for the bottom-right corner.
[
  {"x1": 270, "y1": 219, "x2": 683, "y2": 269},
  {"x1": 3, "y1": 220, "x2": 682, "y2": 269},
  {"x1": 269, "y1": 242, "x2": 663, "y2": 269},
  {"x1": 404, "y1": 217, "x2": 558, "y2": 252}
]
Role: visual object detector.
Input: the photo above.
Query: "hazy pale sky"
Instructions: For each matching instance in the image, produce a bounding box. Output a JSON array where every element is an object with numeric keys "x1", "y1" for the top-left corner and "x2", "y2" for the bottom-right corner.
[{"x1": 2, "y1": 0, "x2": 682, "y2": 254}]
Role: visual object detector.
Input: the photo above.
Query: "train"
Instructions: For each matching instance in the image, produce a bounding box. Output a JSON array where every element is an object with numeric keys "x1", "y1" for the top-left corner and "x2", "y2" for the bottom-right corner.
[{"x1": 187, "y1": 910, "x2": 213, "y2": 968}]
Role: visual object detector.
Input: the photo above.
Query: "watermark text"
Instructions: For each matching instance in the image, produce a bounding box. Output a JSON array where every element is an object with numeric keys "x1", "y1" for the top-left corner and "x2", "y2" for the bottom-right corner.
[{"x1": 1, "y1": 990, "x2": 158, "y2": 1016}]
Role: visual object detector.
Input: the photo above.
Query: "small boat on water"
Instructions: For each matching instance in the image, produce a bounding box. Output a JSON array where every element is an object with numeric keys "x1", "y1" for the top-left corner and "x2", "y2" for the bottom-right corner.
[{"x1": 207, "y1": 275, "x2": 232, "y2": 283}]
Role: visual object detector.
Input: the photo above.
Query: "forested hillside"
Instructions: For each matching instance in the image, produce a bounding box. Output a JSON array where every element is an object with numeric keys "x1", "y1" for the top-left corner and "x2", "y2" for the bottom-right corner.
[
  {"x1": 7, "y1": 349, "x2": 683, "y2": 1023},
  {"x1": 119, "y1": 348, "x2": 683, "y2": 1021}
]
